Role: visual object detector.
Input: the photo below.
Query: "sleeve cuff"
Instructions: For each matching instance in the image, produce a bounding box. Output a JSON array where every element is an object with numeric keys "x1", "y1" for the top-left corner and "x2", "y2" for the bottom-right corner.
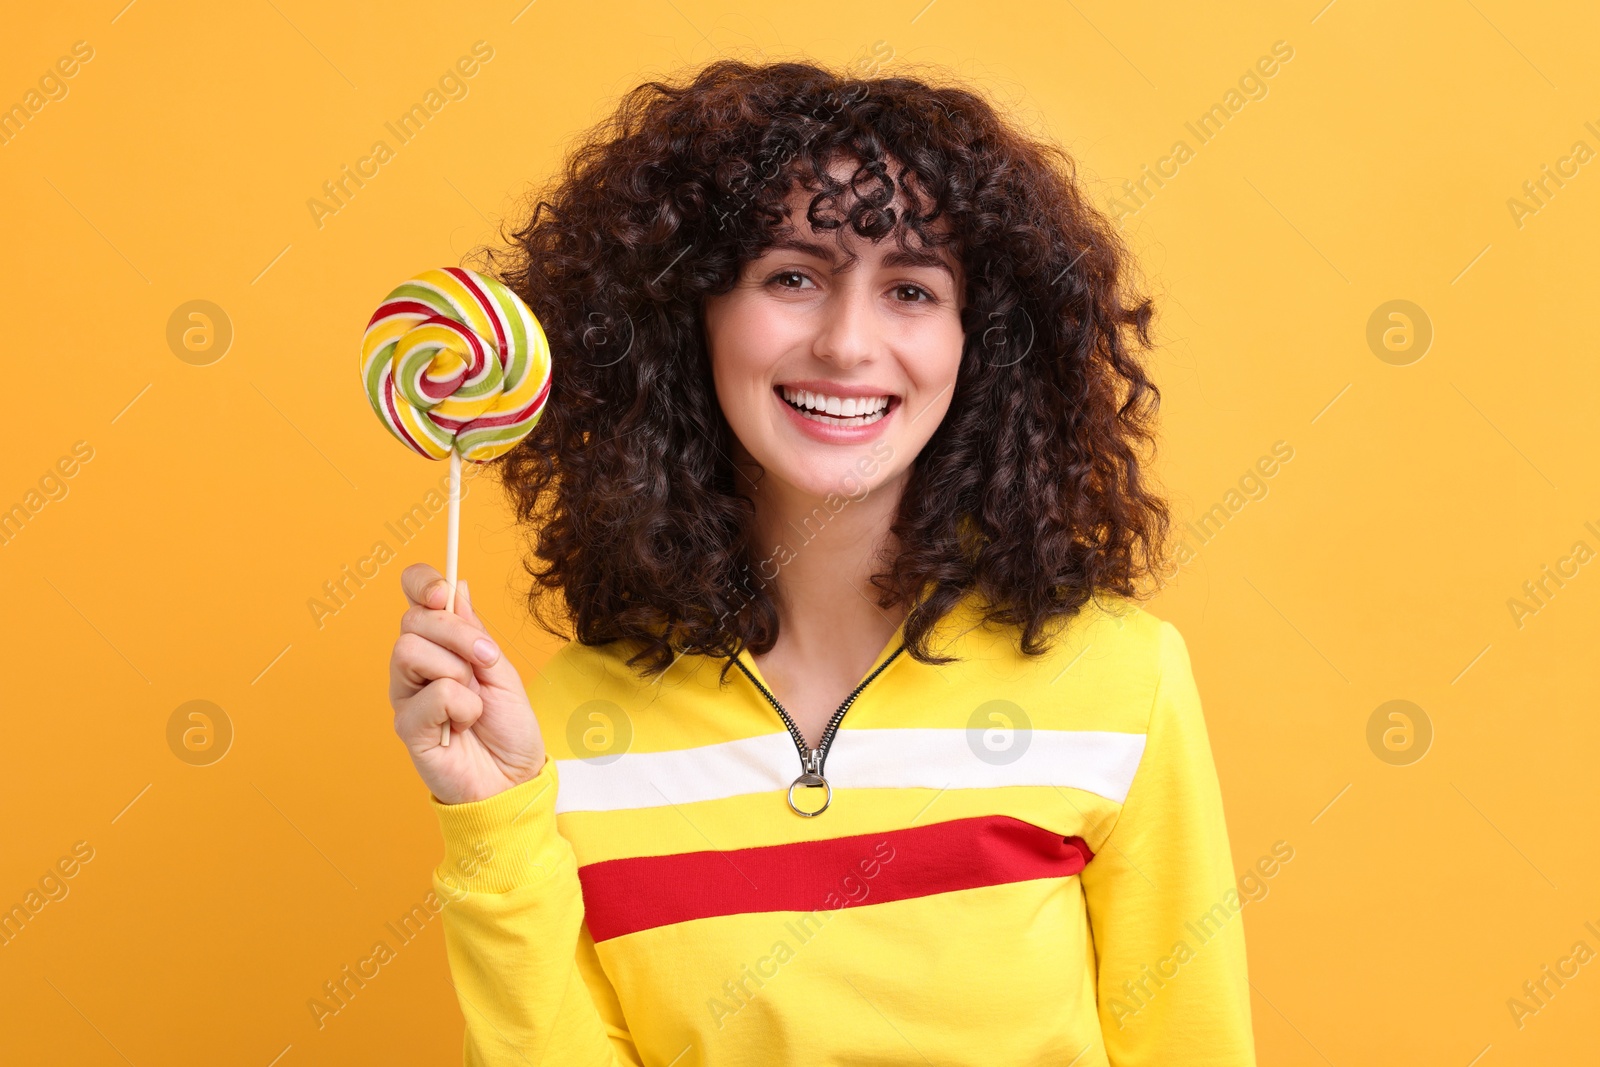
[{"x1": 430, "y1": 754, "x2": 567, "y2": 895}]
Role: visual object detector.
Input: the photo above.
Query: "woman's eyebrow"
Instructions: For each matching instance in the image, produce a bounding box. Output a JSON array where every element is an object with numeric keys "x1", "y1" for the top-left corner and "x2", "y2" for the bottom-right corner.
[
  {"x1": 764, "y1": 236, "x2": 956, "y2": 279},
  {"x1": 881, "y1": 247, "x2": 956, "y2": 278},
  {"x1": 765, "y1": 236, "x2": 845, "y2": 263}
]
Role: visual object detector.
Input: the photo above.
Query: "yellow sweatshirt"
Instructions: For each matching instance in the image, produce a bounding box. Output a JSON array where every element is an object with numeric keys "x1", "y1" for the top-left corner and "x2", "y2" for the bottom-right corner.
[{"x1": 429, "y1": 592, "x2": 1255, "y2": 1065}]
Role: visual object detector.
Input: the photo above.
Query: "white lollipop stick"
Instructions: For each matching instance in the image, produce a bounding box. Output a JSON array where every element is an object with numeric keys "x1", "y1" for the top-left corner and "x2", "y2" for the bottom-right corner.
[{"x1": 440, "y1": 447, "x2": 462, "y2": 747}]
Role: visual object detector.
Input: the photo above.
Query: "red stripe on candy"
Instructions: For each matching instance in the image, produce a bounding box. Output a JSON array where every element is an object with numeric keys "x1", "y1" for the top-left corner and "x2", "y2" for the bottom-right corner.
[
  {"x1": 417, "y1": 377, "x2": 462, "y2": 401},
  {"x1": 431, "y1": 375, "x2": 549, "y2": 432},
  {"x1": 576, "y1": 814, "x2": 1095, "y2": 943},
  {"x1": 448, "y1": 266, "x2": 508, "y2": 360},
  {"x1": 380, "y1": 374, "x2": 431, "y2": 457},
  {"x1": 455, "y1": 376, "x2": 551, "y2": 429},
  {"x1": 365, "y1": 299, "x2": 437, "y2": 329}
]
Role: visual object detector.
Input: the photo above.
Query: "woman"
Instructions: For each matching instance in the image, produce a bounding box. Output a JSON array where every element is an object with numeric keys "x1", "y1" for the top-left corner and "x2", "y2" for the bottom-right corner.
[{"x1": 388, "y1": 58, "x2": 1255, "y2": 1065}]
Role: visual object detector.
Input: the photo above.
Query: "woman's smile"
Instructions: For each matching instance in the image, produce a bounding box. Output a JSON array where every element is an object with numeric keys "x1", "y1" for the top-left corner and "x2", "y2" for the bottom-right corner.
[{"x1": 775, "y1": 383, "x2": 901, "y2": 440}]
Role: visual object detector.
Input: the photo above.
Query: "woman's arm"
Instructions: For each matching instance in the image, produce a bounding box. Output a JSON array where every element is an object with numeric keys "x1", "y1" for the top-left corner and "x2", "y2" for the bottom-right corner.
[
  {"x1": 433, "y1": 754, "x2": 644, "y2": 1067},
  {"x1": 1080, "y1": 620, "x2": 1256, "y2": 1065},
  {"x1": 386, "y1": 564, "x2": 640, "y2": 1065}
]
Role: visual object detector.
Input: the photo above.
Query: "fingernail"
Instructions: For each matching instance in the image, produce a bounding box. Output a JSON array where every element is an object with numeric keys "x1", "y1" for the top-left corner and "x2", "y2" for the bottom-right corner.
[
  {"x1": 426, "y1": 580, "x2": 446, "y2": 608},
  {"x1": 473, "y1": 638, "x2": 499, "y2": 665}
]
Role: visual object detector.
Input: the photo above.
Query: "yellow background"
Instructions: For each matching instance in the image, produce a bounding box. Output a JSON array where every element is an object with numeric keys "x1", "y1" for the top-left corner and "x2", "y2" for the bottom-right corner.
[{"x1": 3, "y1": 1, "x2": 1597, "y2": 1063}]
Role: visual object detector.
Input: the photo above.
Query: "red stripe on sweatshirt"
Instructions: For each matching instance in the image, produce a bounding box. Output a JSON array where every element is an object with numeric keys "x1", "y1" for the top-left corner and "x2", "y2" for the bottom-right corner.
[{"x1": 576, "y1": 815, "x2": 1094, "y2": 943}]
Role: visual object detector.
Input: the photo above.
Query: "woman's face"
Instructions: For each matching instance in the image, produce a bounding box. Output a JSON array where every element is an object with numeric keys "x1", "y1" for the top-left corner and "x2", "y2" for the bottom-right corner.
[{"x1": 702, "y1": 175, "x2": 966, "y2": 505}]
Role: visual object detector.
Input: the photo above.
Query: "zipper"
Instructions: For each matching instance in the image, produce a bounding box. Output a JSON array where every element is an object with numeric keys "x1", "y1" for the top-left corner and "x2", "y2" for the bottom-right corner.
[{"x1": 733, "y1": 645, "x2": 906, "y2": 817}]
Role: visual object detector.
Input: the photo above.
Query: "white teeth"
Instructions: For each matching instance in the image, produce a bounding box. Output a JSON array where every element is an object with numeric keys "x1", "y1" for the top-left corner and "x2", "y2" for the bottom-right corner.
[
  {"x1": 801, "y1": 408, "x2": 887, "y2": 427},
  {"x1": 779, "y1": 386, "x2": 892, "y2": 419}
]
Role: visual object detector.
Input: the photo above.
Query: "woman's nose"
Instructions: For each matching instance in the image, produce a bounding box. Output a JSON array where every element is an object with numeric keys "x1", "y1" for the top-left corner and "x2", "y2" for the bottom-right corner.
[{"x1": 810, "y1": 283, "x2": 878, "y2": 369}]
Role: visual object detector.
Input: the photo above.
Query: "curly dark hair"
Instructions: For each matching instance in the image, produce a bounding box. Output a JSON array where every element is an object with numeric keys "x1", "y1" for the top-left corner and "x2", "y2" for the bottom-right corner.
[{"x1": 474, "y1": 56, "x2": 1172, "y2": 676}]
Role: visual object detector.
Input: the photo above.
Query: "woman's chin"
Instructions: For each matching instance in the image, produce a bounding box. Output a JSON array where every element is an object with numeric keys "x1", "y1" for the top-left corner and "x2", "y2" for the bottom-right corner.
[{"x1": 755, "y1": 457, "x2": 897, "y2": 505}]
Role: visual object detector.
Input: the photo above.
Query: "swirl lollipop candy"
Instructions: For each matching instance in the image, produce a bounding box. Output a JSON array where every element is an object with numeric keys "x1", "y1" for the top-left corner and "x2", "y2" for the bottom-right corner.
[{"x1": 361, "y1": 266, "x2": 552, "y2": 745}]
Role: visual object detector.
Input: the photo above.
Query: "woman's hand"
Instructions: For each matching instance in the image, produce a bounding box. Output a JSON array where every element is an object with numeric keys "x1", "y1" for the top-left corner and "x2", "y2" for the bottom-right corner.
[{"x1": 389, "y1": 563, "x2": 547, "y2": 805}]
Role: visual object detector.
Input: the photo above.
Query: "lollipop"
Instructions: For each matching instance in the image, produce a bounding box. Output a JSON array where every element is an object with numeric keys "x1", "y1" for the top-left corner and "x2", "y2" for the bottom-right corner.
[{"x1": 361, "y1": 266, "x2": 552, "y2": 745}]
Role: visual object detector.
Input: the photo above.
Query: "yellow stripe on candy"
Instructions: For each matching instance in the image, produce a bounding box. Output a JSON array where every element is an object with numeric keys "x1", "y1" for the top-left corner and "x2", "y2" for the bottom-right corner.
[{"x1": 393, "y1": 400, "x2": 451, "y2": 460}]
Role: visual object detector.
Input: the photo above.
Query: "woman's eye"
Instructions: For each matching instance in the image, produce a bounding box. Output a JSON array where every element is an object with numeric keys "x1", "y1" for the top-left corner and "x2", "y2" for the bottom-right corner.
[
  {"x1": 769, "y1": 270, "x2": 813, "y2": 289},
  {"x1": 894, "y1": 284, "x2": 935, "y2": 303}
]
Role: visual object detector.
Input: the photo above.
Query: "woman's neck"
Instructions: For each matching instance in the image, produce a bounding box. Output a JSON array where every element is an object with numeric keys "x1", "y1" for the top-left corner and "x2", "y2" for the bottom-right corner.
[{"x1": 739, "y1": 463, "x2": 915, "y2": 662}]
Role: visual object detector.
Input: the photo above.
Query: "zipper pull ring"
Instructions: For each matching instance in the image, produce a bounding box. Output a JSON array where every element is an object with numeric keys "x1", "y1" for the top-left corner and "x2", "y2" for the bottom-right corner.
[{"x1": 788, "y1": 747, "x2": 831, "y2": 817}]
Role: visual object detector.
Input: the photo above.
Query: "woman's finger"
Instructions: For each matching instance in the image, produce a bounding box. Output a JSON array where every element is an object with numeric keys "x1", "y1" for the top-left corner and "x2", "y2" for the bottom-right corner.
[
  {"x1": 399, "y1": 602, "x2": 501, "y2": 671},
  {"x1": 389, "y1": 631, "x2": 476, "y2": 700},
  {"x1": 451, "y1": 581, "x2": 528, "y2": 692},
  {"x1": 395, "y1": 677, "x2": 483, "y2": 749},
  {"x1": 400, "y1": 562, "x2": 449, "y2": 610}
]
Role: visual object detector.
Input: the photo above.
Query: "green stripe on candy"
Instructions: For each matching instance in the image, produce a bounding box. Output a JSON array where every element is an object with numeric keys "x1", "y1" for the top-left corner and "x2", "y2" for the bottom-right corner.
[
  {"x1": 451, "y1": 358, "x2": 504, "y2": 402},
  {"x1": 486, "y1": 280, "x2": 530, "y2": 385},
  {"x1": 393, "y1": 341, "x2": 456, "y2": 412},
  {"x1": 386, "y1": 281, "x2": 462, "y2": 319},
  {"x1": 457, "y1": 418, "x2": 540, "y2": 461}
]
